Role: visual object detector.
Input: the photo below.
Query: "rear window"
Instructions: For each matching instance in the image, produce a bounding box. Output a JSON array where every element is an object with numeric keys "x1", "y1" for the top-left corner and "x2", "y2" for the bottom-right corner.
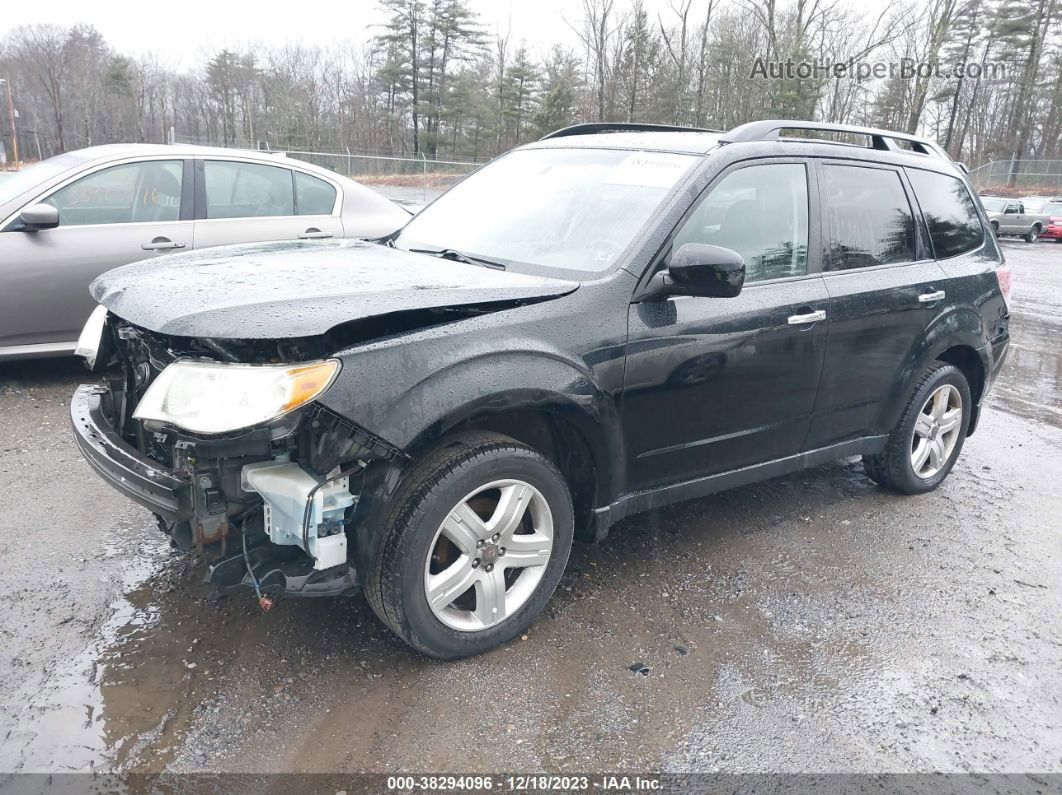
[
  {"x1": 823, "y1": 164, "x2": 915, "y2": 270},
  {"x1": 907, "y1": 169, "x2": 984, "y2": 259},
  {"x1": 294, "y1": 171, "x2": 337, "y2": 215}
]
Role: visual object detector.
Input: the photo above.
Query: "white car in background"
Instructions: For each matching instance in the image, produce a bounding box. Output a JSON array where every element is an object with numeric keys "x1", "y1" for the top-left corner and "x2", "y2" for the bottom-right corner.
[{"x1": 0, "y1": 145, "x2": 410, "y2": 360}]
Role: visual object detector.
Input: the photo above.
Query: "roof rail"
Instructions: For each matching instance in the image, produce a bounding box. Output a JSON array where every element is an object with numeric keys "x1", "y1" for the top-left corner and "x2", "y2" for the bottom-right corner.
[
  {"x1": 541, "y1": 122, "x2": 722, "y2": 140},
  {"x1": 721, "y1": 119, "x2": 957, "y2": 165}
]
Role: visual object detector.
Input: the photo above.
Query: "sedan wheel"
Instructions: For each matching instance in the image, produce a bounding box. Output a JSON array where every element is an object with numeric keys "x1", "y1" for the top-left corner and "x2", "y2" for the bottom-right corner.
[
  {"x1": 910, "y1": 383, "x2": 963, "y2": 479},
  {"x1": 425, "y1": 479, "x2": 554, "y2": 631}
]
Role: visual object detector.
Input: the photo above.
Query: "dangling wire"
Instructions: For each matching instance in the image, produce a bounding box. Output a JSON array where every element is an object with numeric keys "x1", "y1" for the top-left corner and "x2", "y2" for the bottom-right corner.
[{"x1": 241, "y1": 516, "x2": 273, "y2": 612}]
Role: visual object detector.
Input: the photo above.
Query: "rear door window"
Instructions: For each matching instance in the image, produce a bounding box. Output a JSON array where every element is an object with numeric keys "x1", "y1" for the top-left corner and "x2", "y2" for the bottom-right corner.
[
  {"x1": 204, "y1": 161, "x2": 295, "y2": 219},
  {"x1": 822, "y1": 164, "x2": 915, "y2": 270},
  {"x1": 906, "y1": 169, "x2": 984, "y2": 259},
  {"x1": 294, "y1": 172, "x2": 338, "y2": 215}
]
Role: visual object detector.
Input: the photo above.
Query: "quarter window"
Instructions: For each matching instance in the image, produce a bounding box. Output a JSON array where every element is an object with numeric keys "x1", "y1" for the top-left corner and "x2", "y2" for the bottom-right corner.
[
  {"x1": 672, "y1": 163, "x2": 809, "y2": 282},
  {"x1": 46, "y1": 160, "x2": 183, "y2": 225},
  {"x1": 823, "y1": 165, "x2": 915, "y2": 270},
  {"x1": 907, "y1": 169, "x2": 984, "y2": 259},
  {"x1": 204, "y1": 161, "x2": 294, "y2": 219},
  {"x1": 295, "y1": 172, "x2": 337, "y2": 215}
]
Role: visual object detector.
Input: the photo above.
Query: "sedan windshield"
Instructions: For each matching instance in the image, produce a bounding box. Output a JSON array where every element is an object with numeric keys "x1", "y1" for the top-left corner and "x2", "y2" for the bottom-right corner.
[
  {"x1": 393, "y1": 147, "x2": 698, "y2": 276},
  {"x1": 0, "y1": 151, "x2": 94, "y2": 206}
]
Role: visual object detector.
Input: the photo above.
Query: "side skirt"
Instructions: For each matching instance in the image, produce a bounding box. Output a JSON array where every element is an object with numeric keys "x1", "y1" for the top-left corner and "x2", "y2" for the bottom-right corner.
[
  {"x1": 0, "y1": 341, "x2": 77, "y2": 361},
  {"x1": 590, "y1": 436, "x2": 888, "y2": 541}
]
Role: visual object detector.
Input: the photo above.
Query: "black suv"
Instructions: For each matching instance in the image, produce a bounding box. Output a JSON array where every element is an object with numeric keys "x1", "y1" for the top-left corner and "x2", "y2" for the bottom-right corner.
[{"x1": 72, "y1": 120, "x2": 1011, "y2": 658}]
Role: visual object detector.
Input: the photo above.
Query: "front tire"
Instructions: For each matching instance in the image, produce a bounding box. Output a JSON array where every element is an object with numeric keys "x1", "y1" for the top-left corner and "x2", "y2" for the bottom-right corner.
[
  {"x1": 863, "y1": 362, "x2": 971, "y2": 494},
  {"x1": 364, "y1": 431, "x2": 574, "y2": 658}
]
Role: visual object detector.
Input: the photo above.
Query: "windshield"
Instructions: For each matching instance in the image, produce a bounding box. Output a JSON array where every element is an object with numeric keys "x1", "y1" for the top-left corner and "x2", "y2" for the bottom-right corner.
[
  {"x1": 0, "y1": 151, "x2": 96, "y2": 206},
  {"x1": 1042, "y1": 203, "x2": 1062, "y2": 216},
  {"x1": 980, "y1": 197, "x2": 1006, "y2": 212},
  {"x1": 394, "y1": 147, "x2": 698, "y2": 276}
]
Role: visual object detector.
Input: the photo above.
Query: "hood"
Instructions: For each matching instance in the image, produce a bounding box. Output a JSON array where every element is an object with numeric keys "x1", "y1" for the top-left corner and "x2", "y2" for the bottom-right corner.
[{"x1": 91, "y1": 239, "x2": 578, "y2": 339}]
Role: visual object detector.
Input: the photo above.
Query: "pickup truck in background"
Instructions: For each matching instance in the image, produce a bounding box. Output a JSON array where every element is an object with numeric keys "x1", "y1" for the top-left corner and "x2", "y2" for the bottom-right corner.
[{"x1": 980, "y1": 196, "x2": 1052, "y2": 242}]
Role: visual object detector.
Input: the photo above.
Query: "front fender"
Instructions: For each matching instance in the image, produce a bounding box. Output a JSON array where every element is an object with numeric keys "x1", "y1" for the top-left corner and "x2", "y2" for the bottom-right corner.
[
  {"x1": 321, "y1": 348, "x2": 623, "y2": 507},
  {"x1": 878, "y1": 304, "x2": 989, "y2": 433}
]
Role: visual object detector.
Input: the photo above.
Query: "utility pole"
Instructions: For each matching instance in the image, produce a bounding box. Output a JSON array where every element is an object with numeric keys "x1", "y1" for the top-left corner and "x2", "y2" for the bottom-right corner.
[{"x1": 0, "y1": 78, "x2": 19, "y2": 167}]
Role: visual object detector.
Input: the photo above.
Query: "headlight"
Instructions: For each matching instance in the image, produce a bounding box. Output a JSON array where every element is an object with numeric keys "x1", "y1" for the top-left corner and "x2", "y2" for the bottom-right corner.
[
  {"x1": 133, "y1": 359, "x2": 340, "y2": 435},
  {"x1": 75, "y1": 305, "x2": 109, "y2": 369}
]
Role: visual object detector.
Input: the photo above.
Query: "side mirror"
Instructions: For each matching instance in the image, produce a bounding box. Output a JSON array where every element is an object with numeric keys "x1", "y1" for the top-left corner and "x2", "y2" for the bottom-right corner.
[
  {"x1": 666, "y1": 243, "x2": 745, "y2": 298},
  {"x1": 19, "y1": 203, "x2": 60, "y2": 231}
]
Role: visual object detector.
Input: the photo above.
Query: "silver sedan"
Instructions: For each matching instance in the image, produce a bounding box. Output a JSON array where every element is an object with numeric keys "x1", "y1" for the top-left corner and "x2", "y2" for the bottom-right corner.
[{"x1": 0, "y1": 144, "x2": 410, "y2": 360}]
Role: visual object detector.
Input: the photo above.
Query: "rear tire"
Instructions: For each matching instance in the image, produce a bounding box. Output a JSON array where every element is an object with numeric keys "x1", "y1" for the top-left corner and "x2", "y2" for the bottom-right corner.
[
  {"x1": 364, "y1": 431, "x2": 574, "y2": 658},
  {"x1": 863, "y1": 362, "x2": 971, "y2": 495},
  {"x1": 1024, "y1": 225, "x2": 1041, "y2": 243}
]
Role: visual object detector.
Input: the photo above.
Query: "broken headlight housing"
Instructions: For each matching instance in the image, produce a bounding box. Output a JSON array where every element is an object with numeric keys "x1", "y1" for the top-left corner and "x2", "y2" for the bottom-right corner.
[
  {"x1": 133, "y1": 359, "x2": 340, "y2": 435},
  {"x1": 75, "y1": 305, "x2": 109, "y2": 369}
]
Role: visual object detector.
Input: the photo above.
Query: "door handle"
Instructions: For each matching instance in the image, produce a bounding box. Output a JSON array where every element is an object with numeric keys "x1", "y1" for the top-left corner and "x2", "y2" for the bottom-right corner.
[
  {"x1": 142, "y1": 238, "x2": 185, "y2": 251},
  {"x1": 787, "y1": 309, "x2": 826, "y2": 325},
  {"x1": 918, "y1": 289, "x2": 946, "y2": 303},
  {"x1": 298, "y1": 229, "x2": 333, "y2": 240}
]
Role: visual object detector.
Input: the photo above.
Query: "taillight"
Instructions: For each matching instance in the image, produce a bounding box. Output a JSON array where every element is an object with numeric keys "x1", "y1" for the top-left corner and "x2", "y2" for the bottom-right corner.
[{"x1": 995, "y1": 262, "x2": 1011, "y2": 306}]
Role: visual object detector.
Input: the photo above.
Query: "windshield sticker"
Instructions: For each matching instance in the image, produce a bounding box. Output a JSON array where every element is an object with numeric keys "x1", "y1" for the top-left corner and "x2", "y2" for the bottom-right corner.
[{"x1": 606, "y1": 152, "x2": 692, "y2": 189}]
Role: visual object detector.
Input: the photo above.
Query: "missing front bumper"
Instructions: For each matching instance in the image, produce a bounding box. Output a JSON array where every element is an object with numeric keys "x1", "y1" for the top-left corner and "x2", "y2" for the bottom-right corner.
[{"x1": 71, "y1": 384, "x2": 192, "y2": 523}]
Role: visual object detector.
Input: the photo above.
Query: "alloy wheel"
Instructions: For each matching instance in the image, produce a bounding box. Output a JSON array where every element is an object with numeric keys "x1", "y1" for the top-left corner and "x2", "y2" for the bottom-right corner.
[
  {"x1": 910, "y1": 383, "x2": 963, "y2": 479},
  {"x1": 424, "y1": 479, "x2": 554, "y2": 631}
]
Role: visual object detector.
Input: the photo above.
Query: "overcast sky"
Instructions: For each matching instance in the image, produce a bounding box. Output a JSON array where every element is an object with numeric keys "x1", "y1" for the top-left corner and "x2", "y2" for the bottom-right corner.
[{"x1": 0, "y1": 0, "x2": 684, "y2": 67}]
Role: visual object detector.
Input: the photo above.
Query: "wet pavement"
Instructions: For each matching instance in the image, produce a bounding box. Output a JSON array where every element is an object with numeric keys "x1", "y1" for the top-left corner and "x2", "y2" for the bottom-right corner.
[{"x1": 0, "y1": 241, "x2": 1059, "y2": 777}]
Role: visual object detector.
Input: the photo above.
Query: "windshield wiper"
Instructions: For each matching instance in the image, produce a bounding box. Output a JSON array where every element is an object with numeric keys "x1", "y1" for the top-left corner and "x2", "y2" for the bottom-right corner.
[{"x1": 408, "y1": 247, "x2": 506, "y2": 270}]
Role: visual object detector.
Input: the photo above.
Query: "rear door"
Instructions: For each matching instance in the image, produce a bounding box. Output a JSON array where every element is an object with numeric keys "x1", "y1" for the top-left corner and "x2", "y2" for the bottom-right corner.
[
  {"x1": 0, "y1": 158, "x2": 192, "y2": 350},
  {"x1": 192, "y1": 159, "x2": 343, "y2": 250},
  {"x1": 805, "y1": 160, "x2": 948, "y2": 448},
  {"x1": 622, "y1": 159, "x2": 830, "y2": 491}
]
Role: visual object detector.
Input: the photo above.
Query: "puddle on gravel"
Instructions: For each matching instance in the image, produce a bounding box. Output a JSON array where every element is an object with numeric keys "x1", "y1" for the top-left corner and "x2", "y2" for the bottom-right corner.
[
  {"x1": 989, "y1": 312, "x2": 1062, "y2": 429},
  {"x1": 1, "y1": 525, "x2": 217, "y2": 774}
]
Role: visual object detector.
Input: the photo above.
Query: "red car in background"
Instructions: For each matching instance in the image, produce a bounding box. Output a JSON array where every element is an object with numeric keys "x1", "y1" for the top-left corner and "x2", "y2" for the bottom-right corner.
[{"x1": 1040, "y1": 201, "x2": 1062, "y2": 241}]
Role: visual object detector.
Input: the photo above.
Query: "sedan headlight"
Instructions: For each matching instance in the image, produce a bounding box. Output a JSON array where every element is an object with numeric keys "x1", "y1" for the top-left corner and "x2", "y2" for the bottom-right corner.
[{"x1": 133, "y1": 359, "x2": 341, "y2": 435}]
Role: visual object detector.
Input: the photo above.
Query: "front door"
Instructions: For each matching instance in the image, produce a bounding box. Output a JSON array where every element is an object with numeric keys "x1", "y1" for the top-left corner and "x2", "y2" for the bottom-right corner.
[
  {"x1": 192, "y1": 159, "x2": 343, "y2": 250},
  {"x1": 805, "y1": 160, "x2": 949, "y2": 448},
  {"x1": 621, "y1": 160, "x2": 829, "y2": 492},
  {"x1": 1000, "y1": 200, "x2": 1026, "y2": 234},
  {"x1": 0, "y1": 158, "x2": 191, "y2": 349}
]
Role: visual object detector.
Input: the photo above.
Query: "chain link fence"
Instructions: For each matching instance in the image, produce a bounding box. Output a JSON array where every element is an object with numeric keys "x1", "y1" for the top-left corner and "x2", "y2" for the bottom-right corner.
[{"x1": 969, "y1": 160, "x2": 1062, "y2": 195}]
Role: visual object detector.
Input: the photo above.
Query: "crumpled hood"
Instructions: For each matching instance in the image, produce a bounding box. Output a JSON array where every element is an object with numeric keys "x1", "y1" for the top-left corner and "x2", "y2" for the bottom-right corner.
[{"x1": 91, "y1": 239, "x2": 578, "y2": 339}]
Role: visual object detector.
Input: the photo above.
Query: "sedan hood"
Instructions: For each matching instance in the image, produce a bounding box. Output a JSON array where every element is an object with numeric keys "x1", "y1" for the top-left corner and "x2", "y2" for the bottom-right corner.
[{"x1": 91, "y1": 239, "x2": 578, "y2": 339}]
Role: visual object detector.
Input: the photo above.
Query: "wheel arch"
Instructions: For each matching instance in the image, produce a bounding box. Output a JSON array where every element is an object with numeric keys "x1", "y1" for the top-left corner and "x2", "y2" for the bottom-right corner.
[
  {"x1": 406, "y1": 390, "x2": 617, "y2": 541},
  {"x1": 879, "y1": 306, "x2": 990, "y2": 436},
  {"x1": 336, "y1": 350, "x2": 625, "y2": 558}
]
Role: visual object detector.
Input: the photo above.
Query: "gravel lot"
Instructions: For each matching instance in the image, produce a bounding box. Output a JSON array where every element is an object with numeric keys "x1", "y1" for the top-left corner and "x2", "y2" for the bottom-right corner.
[{"x1": 0, "y1": 240, "x2": 1059, "y2": 778}]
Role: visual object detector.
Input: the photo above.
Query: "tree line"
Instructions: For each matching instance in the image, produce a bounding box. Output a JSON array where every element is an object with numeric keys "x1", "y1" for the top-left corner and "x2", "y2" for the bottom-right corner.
[{"x1": 1, "y1": 0, "x2": 1060, "y2": 170}]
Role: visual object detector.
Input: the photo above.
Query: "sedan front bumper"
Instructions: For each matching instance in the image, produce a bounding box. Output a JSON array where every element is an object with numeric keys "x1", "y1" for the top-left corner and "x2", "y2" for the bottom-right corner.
[{"x1": 70, "y1": 384, "x2": 192, "y2": 522}]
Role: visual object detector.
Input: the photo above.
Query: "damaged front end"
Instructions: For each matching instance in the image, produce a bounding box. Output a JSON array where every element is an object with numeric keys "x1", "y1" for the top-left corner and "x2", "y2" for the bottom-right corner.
[{"x1": 71, "y1": 311, "x2": 407, "y2": 601}]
